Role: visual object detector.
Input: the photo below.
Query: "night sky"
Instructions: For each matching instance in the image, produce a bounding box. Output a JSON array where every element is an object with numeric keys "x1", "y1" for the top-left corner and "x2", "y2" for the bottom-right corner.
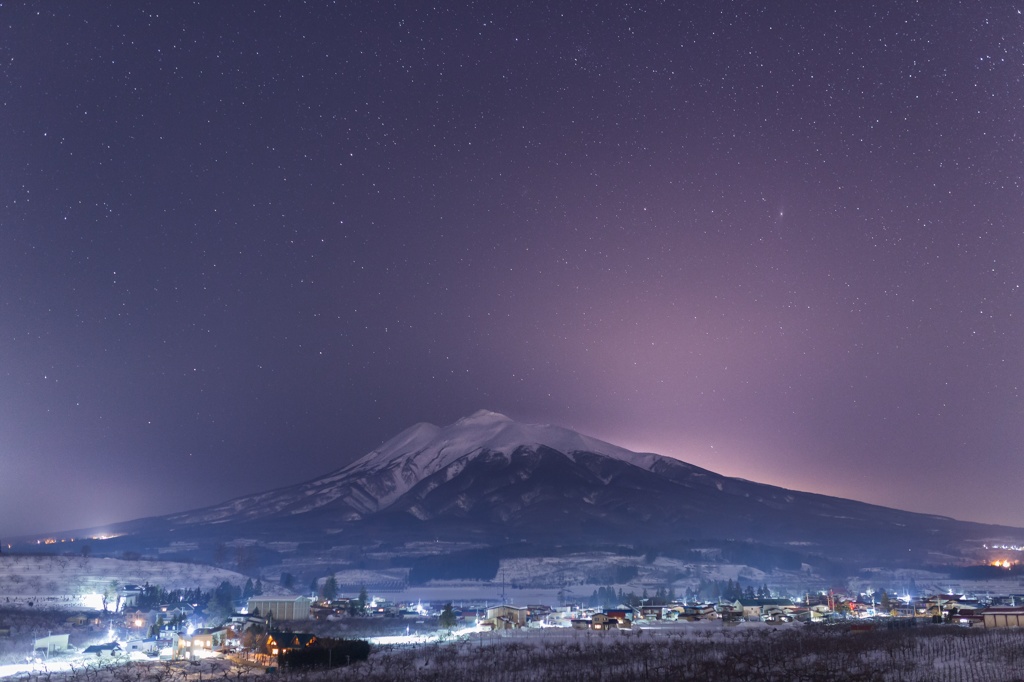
[{"x1": 2, "y1": 2, "x2": 1022, "y2": 538}]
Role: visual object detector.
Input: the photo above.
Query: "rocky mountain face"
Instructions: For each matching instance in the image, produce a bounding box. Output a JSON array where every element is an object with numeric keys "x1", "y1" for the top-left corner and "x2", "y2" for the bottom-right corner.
[{"x1": 38, "y1": 411, "x2": 1024, "y2": 570}]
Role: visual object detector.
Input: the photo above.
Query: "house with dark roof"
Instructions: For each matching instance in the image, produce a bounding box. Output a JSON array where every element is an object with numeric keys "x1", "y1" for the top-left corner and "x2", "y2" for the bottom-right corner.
[
  {"x1": 265, "y1": 631, "x2": 318, "y2": 656},
  {"x1": 605, "y1": 609, "x2": 633, "y2": 626},
  {"x1": 638, "y1": 604, "x2": 671, "y2": 620},
  {"x1": 591, "y1": 612, "x2": 631, "y2": 630},
  {"x1": 83, "y1": 642, "x2": 121, "y2": 658}
]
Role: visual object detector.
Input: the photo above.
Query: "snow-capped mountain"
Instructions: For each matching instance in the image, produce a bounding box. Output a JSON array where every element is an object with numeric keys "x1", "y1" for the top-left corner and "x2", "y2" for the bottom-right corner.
[
  {"x1": 34, "y1": 411, "x2": 1024, "y2": 570},
  {"x1": 166, "y1": 410, "x2": 668, "y2": 526}
]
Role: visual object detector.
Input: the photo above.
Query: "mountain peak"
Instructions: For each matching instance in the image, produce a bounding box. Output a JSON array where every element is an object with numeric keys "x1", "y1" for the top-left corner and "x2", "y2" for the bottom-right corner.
[
  {"x1": 346, "y1": 410, "x2": 662, "y2": 483},
  {"x1": 456, "y1": 409, "x2": 513, "y2": 426},
  {"x1": 314, "y1": 411, "x2": 667, "y2": 514}
]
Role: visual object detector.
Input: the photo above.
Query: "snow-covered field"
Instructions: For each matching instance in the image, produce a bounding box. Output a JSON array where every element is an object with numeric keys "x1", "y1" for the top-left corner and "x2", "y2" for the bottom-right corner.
[
  {"x1": 323, "y1": 553, "x2": 780, "y2": 603},
  {"x1": 0, "y1": 555, "x2": 280, "y2": 609},
  {"x1": 321, "y1": 550, "x2": 1024, "y2": 609}
]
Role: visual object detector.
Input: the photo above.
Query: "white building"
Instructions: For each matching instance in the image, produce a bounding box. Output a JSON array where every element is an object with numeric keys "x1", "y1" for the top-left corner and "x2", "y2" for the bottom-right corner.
[{"x1": 247, "y1": 596, "x2": 312, "y2": 621}]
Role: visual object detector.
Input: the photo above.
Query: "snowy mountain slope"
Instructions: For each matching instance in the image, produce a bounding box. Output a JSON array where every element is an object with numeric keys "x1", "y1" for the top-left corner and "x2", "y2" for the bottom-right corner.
[{"x1": 165, "y1": 410, "x2": 672, "y2": 526}]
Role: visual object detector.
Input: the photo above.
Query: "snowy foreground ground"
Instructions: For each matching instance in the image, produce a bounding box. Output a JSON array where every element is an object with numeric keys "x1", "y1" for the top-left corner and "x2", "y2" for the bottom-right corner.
[{"x1": 5, "y1": 622, "x2": 1024, "y2": 682}]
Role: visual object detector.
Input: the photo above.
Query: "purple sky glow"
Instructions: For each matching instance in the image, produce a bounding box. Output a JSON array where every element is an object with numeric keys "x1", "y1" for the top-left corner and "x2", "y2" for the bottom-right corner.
[{"x1": 1, "y1": 2, "x2": 1022, "y2": 537}]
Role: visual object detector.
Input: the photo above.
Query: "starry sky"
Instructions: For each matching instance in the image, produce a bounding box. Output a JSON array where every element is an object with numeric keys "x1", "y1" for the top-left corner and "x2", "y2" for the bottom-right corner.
[{"x1": 2, "y1": 1, "x2": 1022, "y2": 538}]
